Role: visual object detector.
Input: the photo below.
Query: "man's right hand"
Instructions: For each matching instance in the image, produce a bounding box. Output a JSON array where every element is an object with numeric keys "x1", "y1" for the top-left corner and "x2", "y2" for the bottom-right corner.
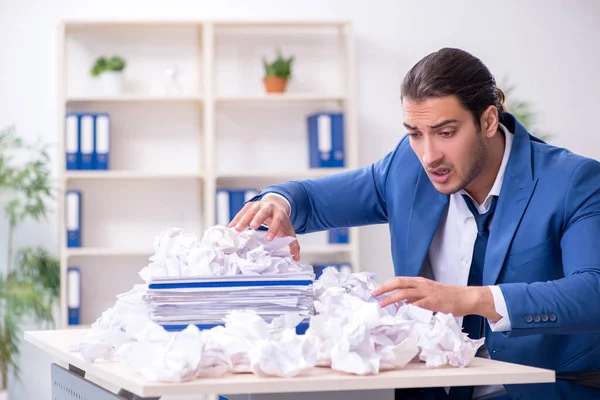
[{"x1": 228, "y1": 194, "x2": 300, "y2": 261}]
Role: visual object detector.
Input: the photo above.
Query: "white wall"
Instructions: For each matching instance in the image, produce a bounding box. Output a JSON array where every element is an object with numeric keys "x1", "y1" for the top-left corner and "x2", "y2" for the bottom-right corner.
[{"x1": 1, "y1": 0, "x2": 600, "y2": 399}]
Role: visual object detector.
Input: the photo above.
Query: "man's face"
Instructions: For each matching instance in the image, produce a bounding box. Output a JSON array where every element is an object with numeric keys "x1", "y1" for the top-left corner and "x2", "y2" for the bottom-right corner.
[{"x1": 403, "y1": 96, "x2": 487, "y2": 195}]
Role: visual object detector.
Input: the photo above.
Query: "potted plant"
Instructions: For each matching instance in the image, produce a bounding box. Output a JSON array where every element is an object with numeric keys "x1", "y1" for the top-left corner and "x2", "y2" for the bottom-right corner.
[
  {"x1": 90, "y1": 55, "x2": 127, "y2": 95},
  {"x1": 0, "y1": 125, "x2": 59, "y2": 399},
  {"x1": 262, "y1": 48, "x2": 294, "y2": 93}
]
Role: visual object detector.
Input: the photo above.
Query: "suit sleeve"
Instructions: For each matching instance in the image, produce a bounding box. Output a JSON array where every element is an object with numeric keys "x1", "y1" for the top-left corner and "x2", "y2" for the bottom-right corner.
[
  {"x1": 252, "y1": 138, "x2": 406, "y2": 234},
  {"x1": 499, "y1": 159, "x2": 600, "y2": 337}
]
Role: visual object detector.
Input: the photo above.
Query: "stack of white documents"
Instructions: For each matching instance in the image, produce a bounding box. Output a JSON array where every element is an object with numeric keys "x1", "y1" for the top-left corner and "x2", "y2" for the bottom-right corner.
[
  {"x1": 145, "y1": 273, "x2": 314, "y2": 331},
  {"x1": 139, "y1": 226, "x2": 315, "y2": 332}
]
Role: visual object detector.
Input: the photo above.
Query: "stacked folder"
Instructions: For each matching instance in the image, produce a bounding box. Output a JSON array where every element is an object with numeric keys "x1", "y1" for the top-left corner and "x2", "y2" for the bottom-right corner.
[{"x1": 144, "y1": 271, "x2": 315, "y2": 333}]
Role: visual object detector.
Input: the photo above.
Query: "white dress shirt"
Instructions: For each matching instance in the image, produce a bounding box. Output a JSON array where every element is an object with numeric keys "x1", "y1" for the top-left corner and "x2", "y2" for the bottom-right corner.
[
  {"x1": 264, "y1": 124, "x2": 515, "y2": 399},
  {"x1": 423, "y1": 123, "x2": 513, "y2": 399}
]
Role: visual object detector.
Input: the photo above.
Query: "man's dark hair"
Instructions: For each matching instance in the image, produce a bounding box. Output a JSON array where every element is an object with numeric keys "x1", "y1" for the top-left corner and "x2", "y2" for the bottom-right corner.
[{"x1": 401, "y1": 48, "x2": 506, "y2": 128}]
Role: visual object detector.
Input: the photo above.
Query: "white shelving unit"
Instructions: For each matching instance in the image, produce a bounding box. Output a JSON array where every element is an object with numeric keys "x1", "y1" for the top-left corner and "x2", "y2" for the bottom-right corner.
[{"x1": 57, "y1": 20, "x2": 360, "y2": 329}]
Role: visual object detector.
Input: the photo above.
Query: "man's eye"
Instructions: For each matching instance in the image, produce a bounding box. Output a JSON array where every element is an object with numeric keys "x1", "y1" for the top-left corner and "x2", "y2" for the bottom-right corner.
[
  {"x1": 440, "y1": 131, "x2": 454, "y2": 137},
  {"x1": 408, "y1": 132, "x2": 421, "y2": 139}
]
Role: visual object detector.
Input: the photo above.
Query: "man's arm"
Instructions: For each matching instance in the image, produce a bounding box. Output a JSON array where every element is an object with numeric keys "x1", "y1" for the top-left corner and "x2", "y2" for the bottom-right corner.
[
  {"x1": 499, "y1": 160, "x2": 600, "y2": 337},
  {"x1": 250, "y1": 137, "x2": 407, "y2": 234}
]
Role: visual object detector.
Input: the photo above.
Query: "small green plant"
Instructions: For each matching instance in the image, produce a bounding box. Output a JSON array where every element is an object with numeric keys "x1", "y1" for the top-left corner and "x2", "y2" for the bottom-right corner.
[
  {"x1": 0, "y1": 125, "x2": 59, "y2": 390},
  {"x1": 90, "y1": 55, "x2": 126, "y2": 77},
  {"x1": 262, "y1": 48, "x2": 294, "y2": 80}
]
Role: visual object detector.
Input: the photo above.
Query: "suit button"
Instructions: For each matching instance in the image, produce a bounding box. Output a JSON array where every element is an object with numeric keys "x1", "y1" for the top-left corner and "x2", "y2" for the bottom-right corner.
[
  {"x1": 524, "y1": 315, "x2": 533, "y2": 323},
  {"x1": 549, "y1": 314, "x2": 557, "y2": 322},
  {"x1": 533, "y1": 315, "x2": 541, "y2": 323},
  {"x1": 541, "y1": 314, "x2": 549, "y2": 322}
]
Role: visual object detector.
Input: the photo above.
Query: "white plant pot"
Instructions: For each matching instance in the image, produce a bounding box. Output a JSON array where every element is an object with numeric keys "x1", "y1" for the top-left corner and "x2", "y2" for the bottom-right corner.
[
  {"x1": 0, "y1": 390, "x2": 8, "y2": 400},
  {"x1": 99, "y1": 71, "x2": 123, "y2": 95}
]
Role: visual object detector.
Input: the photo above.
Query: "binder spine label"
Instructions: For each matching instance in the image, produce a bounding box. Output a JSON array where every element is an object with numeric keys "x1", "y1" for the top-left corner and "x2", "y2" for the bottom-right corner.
[
  {"x1": 216, "y1": 190, "x2": 230, "y2": 226},
  {"x1": 65, "y1": 114, "x2": 79, "y2": 170},
  {"x1": 94, "y1": 114, "x2": 110, "y2": 170},
  {"x1": 80, "y1": 115, "x2": 94, "y2": 170},
  {"x1": 66, "y1": 191, "x2": 81, "y2": 247},
  {"x1": 67, "y1": 267, "x2": 81, "y2": 325}
]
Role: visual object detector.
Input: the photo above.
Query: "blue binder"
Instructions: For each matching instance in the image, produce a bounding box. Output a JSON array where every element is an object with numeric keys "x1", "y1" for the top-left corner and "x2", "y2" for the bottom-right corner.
[
  {"x1": 94, "y1": 113, "x2": 110, "y2": 170},
  {"x1": 216, "y1": 189, "x2": 259, "y2": 226},
  {"x1": 67, "y1": 267, "x2": 81, "y2": 325},
  {"x1": 66, "y1": 190, "x2": 82, "y2": 247},
  {"x1": 328, "y1": 227, "x2": 350, "y2": 243},
  {"x1": 148, "y1": 279, "x2": 313, "y2": 289},
  {"x1": 162, "y1": 321, "x2": 310, "y2": 335},
  {"x1": 79, "y1": 114, "x2": 94, "y2": 170},
  {"x1": 307, "y1": 112, "x2": 345, "y2": 168},
  {"x1": 228, "y1": 190, "x2": 247, "y2": 221},
  {"x1": 65, "y1": 113, "x2": 80, "y2": 170}
]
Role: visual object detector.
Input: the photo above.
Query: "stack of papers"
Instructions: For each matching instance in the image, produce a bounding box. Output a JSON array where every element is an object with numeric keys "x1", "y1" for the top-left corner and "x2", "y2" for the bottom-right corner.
[
  {"x1": 145, "y1": 273, "x2": 315, "y2": 331},
  {"x1": 139, "y1": 226, "x2": 316, "y2": 332}
]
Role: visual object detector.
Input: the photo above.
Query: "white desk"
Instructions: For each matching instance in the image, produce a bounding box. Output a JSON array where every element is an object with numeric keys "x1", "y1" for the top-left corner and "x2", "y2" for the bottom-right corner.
[{"x1": 25, "y1": 329, "x2": 555, "y2": 400}]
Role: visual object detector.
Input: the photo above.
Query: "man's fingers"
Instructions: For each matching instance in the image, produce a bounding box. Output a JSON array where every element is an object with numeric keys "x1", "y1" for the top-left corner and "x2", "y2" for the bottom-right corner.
[
  {"x1": 371, "y1": 277, "x2": 422, "y2": 297},
  {"x1": 289, "y1": 238, "x2": 301, "y2": 261},
  {"x1": 228, "y1": 202, "x2": 255, "y2": 228},
  {"x1": 377, "y1": 289, "x2": 421, "y2": 308},
  {"x1": 249, "y1": 204, "x2": 273, "y2": 230},
  {"x1": 232, "y1": 203, "x2": 262, "y2": 231},
  {"x1": 265, "y1": 214, "x2": 282, "y2": 241}
]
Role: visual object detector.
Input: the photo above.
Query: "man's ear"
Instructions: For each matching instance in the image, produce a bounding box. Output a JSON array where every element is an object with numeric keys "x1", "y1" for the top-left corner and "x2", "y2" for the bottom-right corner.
[{"x1": 481, "y1": 105, "x2": 499, "y2": 138}]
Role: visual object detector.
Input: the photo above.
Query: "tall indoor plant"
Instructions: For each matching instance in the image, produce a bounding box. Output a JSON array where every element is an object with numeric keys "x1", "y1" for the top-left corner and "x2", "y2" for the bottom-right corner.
[{"x1": 0, "y1": 125, "x2": 59, "y2": 398}]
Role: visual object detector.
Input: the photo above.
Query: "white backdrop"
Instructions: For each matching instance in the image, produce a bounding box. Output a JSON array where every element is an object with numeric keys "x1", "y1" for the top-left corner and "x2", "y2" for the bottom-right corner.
[{"x1": 1, "y1": 0, "x2": 600, "y2": 399}]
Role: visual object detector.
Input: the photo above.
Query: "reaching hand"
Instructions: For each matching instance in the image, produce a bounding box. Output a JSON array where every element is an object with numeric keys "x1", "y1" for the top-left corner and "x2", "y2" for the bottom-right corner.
[
  {"x1": 228, "y1": 194, "x2": 301, "y2": 261},
  {"x1": 371, "y1": 276, "x2": 498, "y2": 319}
]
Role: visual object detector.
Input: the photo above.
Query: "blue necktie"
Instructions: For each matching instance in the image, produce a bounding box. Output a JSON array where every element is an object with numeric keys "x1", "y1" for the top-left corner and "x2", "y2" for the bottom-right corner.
[
  {"x1": 445, "y1": 195, "x2": 499, "y2": 400},
  {"x1": 461, "y1": 194, "x2": 498, "y2": 340}
]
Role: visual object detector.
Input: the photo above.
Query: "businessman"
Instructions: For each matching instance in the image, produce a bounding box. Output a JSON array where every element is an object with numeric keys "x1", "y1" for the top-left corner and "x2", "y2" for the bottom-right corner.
[{"x1": 229, "y1": 48, "x2": 600, "y2": 400}]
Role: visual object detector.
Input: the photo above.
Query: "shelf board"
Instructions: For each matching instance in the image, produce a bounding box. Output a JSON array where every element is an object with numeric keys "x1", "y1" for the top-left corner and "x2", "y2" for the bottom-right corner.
[
  {"x1": 66, "y1": 94, "x2": 203, "y2": 103},
  {"x1": 216, "y1": 93, "x2": 346, "y2": 103},
  {"x1": 63, "y1": 20, "x2": 348, "y2": 29},
  {"x1": 64, "y1": 171, "x2": 203, "y2": 180},
  {"x1": 215, "y1": 20, "x2": 349, "y2": 29},
  {"x1": 217, "y1": 168, "x2": 351, "y2": 180},
  {"x1": 66, "y1": 248, "x2": 153, "y2": 257}
]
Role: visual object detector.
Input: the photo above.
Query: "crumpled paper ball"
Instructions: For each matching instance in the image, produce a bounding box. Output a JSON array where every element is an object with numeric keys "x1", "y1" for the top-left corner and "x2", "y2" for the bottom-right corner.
[
  {"x1": 139, "y1": 226, "x2": 312, "y2": 282},
  {"x1": 72, "y1": 226, "x2": 485, "y2": 382}
]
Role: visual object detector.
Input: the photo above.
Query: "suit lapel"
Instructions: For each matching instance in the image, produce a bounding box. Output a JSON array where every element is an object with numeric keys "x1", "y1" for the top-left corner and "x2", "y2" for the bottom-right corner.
[
  {"x1": 483, "y1": 114, "x2": 538, "y2": 286},
  {"x1": 404, "y1": 168, "x2": 449, "y2": 277}
]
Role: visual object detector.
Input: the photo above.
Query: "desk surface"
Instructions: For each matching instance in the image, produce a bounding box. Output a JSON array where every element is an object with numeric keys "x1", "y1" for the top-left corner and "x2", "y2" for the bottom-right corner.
[{"x1": 25, "y1": 329, "x2": 555, "y2": 398}]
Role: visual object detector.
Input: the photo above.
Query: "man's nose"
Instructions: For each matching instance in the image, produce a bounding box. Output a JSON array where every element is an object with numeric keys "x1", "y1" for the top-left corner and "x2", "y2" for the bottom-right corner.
[{"x1": 421, "y1": 137, "x2": 443, "y2": 166}]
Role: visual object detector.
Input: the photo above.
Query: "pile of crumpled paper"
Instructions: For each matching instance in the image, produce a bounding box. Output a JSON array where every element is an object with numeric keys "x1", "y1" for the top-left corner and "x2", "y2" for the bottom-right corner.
[{"x1": 69, "y1": 226, "x2": 485, "y2": 382}]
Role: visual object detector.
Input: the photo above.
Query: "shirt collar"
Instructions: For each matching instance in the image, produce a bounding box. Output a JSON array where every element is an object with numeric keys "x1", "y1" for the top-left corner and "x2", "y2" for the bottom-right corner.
[{"x1": 458, "y1": 123, "x2": 514, "y2": 212}]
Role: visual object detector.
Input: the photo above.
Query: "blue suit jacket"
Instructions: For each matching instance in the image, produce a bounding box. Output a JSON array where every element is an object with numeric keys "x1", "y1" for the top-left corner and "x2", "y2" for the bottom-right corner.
[{"x1": 259, "y1": 113, "x2": 600, "y2": 399}]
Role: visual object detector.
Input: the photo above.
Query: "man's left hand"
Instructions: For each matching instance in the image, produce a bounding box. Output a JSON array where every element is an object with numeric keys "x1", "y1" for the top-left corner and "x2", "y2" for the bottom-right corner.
[{"x1": 371, "y1": 276, "x2": 501, "y2": 320}]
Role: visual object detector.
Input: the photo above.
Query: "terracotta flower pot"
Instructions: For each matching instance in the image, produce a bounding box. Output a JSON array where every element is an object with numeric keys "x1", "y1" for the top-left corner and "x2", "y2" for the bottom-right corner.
[{"x1": 263, "y1": 76, "x2": 288, "y2": 93}]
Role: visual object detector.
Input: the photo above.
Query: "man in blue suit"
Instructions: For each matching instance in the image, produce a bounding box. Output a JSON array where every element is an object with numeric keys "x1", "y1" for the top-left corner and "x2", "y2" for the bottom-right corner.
[{"x1": 230, "y1": 48, "x2": 600, "y2": 399}]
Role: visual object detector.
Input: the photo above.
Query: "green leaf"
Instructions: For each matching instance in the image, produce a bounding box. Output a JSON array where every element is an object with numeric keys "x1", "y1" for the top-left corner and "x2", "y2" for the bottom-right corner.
[
  {"x1": 262, "y1": 48, "x2": 294, "y2": 79},
  {"x1": 90, "y1": 55, "x2": 126, "y2": 77},
  {"x1": 0, "y1": 125, "x2": 59, "y2": 389}
]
